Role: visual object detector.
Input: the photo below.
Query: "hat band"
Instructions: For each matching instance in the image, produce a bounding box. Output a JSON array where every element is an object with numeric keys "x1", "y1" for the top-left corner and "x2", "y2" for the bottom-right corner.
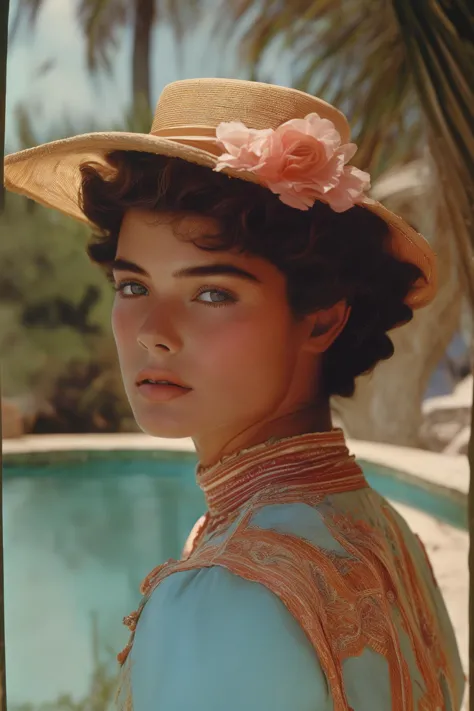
[{"x1": 151, "y1": 124, "x2": 218, "y2": 142}]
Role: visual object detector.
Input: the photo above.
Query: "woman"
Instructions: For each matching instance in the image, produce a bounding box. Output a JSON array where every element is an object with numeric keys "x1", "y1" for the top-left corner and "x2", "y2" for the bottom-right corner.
[{"x1": 5, "y1": 78, "x2": 465, "y2": 710}]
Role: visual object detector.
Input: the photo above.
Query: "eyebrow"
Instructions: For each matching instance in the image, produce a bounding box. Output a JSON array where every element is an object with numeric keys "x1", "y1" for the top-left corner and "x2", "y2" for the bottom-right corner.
[{"x1": 110, "y1": 258, "x2": 263, "y2": 284}]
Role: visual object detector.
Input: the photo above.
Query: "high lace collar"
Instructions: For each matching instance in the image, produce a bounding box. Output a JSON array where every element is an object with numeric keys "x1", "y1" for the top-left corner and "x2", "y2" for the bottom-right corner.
[{"x1": 196, "y1": 428, "x2": 367, "y2": 519}]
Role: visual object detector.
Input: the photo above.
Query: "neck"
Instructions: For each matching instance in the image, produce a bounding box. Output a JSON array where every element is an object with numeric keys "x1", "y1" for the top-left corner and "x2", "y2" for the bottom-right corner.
[{"x1": 194, "y1": 401, "x2": 332, "y2": 470}]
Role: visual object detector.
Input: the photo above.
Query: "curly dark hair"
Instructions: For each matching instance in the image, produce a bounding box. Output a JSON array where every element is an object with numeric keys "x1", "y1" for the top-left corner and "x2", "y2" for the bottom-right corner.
[{"x1": 80, "y1": 151, "x2": 422, "y2": 399}]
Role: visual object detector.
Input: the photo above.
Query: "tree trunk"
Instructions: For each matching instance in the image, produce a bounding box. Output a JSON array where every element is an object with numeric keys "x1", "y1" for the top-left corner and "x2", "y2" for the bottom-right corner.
[
  {"x1": 333, "y1": 285, "x2": 461, "y2": 446},
  {"x1": 132, "y1": 0, "x2": 155, "y2": 113},
  {"x1": 333, "y1": 161, "x2": 462, "y2": 446}
]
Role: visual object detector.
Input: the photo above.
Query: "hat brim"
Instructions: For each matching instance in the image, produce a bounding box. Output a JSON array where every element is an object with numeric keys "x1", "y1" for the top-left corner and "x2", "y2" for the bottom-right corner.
[{"x1": 4, "y1": 131, "x2": 437, "y2": 310}]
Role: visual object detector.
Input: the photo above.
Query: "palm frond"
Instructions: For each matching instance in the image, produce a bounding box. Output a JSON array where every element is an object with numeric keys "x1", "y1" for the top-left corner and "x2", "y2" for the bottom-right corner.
[
  {"x1": 161, "y1": 0, "x2": 201, "y2": 43},
  {"x1": 34, "y1": 58, "x2": 56, "y2": 78},
  {"x1": 217, "y1": 0, "x2": 421, "y2": 178},
  {"x1": 77, "y1": 0, "x2": 129, "y2": 74},
  {"x1": 9, "y1": 0, "x2": 44, "y2": 41},
  {"x1": 391, "y1": 0, "x2": 474, "y2": 299},
  {"x1": 14, "y1": 103, "x2": 39, "y2": 150}
]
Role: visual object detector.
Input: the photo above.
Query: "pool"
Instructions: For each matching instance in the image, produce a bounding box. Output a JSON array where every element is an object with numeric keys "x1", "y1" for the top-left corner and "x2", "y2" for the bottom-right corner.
[{"x1": 3, "y1": 449, "x2": 467, "y2": 709}]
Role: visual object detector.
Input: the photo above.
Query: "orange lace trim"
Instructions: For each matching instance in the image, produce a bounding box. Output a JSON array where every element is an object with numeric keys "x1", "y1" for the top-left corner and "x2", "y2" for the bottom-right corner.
[
  {"x1": 324, "y1": 507, "x2": 454, "y2": 710},
  {"x1": 117, "y1": 503, "x2": 457, "y2": 711},
  {"x1": 115, "y1": 655, "x2": 133, "y2": 711}
]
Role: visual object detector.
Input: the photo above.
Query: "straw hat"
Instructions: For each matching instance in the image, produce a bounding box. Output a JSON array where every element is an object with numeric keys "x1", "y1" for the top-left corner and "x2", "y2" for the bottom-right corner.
[{"x1": 4, "y1": 77, "x2": 436, "y2": 309}]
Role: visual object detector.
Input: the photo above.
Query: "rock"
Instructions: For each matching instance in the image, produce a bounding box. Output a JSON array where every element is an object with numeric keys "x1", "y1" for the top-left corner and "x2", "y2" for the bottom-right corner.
[
  {"x1": 423, "y1": 375, "x2": 472, "y2": 414},
  {"x1": 420, "y1": 375, "x2": 472, "y2": 452},
  {"x1": 443, "y1": 426, "x2": 470, "y2": 456},
  {"x1": 1, "y1": 398, "x2": 25, "y2": 438},
  {"x1": 2, "y1": 393, "x2": 55, "y2": 435}
]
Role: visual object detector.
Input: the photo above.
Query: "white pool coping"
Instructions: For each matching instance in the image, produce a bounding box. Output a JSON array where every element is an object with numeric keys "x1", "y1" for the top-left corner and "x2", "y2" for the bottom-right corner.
[
  {"x1": 2, "y1": 432, "x2": 469, "y2": 496},
  {"x1": 347, "y1": 439, "x2": 469, "y2": 496}
]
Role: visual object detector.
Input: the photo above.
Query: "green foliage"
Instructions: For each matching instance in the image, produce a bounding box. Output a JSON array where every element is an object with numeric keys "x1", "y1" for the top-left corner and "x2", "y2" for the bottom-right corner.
[
  {"x1": 12, "y1": 661, "x2": 117, "y2": 711},
  {"x1": 0, "y1": 193, "x2": 133, "y2": 432},
  {"x1": 2, "y1": 97, "x2": 140, "y2": 432}
]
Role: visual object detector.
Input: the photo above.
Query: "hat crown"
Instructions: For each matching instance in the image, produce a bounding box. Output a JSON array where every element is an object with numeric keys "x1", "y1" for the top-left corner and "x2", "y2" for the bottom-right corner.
[{"x1": 150, "y1": 78, "x2": 351, "y2": 143}]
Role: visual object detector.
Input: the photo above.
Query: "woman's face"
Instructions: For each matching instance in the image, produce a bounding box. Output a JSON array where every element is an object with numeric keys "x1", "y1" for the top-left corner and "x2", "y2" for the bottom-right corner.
[{"x1": 111, "y1": 209, "x2": 333, "y2": 461}]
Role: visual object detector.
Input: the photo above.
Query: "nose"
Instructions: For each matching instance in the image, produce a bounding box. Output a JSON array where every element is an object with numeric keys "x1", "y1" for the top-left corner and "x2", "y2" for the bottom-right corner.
[{"x1": 137, "y1": 309, "x2": 183, "y2": 353}]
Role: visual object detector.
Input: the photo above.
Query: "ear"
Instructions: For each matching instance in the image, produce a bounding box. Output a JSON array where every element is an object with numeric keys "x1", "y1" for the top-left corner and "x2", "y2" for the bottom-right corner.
[{"x1": 304, "y1": 300, "x2": 351, "y2": 354}]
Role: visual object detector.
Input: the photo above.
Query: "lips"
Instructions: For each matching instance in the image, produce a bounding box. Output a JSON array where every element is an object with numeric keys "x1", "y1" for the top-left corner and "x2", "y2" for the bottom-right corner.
[{"x1": 135, "y1": 369, "x2": 192, "y2": 389}]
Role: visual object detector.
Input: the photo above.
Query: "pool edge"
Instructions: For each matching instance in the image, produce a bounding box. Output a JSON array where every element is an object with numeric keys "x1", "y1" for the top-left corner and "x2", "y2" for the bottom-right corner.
[{"x1": 2, "y1": 433, "x2": 468, "y2": 505}]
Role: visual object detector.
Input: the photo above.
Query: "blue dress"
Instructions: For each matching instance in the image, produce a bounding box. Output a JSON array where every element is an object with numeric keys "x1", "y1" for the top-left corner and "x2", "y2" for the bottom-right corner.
[{"x1": 115, "y1": 431, "x2": 465, "y2": 710}]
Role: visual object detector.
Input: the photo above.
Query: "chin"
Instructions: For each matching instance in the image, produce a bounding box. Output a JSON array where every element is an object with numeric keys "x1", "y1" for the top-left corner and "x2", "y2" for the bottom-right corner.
[
  {"x1": 132, "y1": 410, "x2": 195, "y2": 440},
  {"x1": 139, "y1": 424, "x2": 193, "y2": 440}
]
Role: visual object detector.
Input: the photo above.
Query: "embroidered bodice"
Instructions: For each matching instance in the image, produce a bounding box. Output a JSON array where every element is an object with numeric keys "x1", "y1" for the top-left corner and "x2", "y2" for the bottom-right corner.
[{"x1": 115, "y1": 430, "x2": 465, "y2": 711}]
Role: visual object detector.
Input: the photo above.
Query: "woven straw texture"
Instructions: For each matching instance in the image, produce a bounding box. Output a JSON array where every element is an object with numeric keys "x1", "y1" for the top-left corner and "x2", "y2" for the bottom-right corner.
[{"x1": 4, "y1": 78, "x2": 436, "y2": 309}]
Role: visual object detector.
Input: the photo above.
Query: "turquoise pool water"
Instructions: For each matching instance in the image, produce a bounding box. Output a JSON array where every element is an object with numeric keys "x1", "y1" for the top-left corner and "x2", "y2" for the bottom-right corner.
[{"x1": 3, "y1": 451, "x2": 467, "y2": 707}]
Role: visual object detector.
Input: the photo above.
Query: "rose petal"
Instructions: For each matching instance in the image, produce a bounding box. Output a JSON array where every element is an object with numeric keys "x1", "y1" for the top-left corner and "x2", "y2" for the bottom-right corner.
[
  {"x1": 215, "y1": 121, "x2": 253, "y2": 151},
  {"x1": 324, "y1": 166, "x2": 371, "y2": 212},
  {"x1": 215, "y1": 152, "x2": 260, "y2": 172},
  {"x1": 269, "y1": 184, "x2": 314, "y2": 210},
  {"x1": 213, "y1": 113, "x2": 371, "y2": 214},
  {"x1": 340, "y1": 142, "x2": 358, "y2": 163},
  {"x1": 277, "y1": 114, "x2": 341, "y2": 158}
]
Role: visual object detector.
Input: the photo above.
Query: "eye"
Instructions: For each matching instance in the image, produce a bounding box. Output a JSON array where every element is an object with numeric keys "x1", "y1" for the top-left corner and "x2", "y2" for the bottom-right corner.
[
  {"x1": 194, "y1": 287, "x2": 237, "y2": 307},
  {"x1": 113, "y1": 280, "x2": 148, "y2": 298}
]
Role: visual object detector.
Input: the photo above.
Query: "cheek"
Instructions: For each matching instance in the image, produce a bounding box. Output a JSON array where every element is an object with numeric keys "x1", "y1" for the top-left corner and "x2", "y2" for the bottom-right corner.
[
  {"x1": 199, "y1": 311, "x2": 293, "y2": 388},
  {"x1": 111, "y1": 303, "x2": 134, "y2": 355}
]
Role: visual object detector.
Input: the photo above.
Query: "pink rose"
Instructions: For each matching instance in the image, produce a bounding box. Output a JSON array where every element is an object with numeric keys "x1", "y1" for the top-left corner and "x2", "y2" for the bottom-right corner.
[
  {"x1": 214, "y1": 113, "x2": 370, "y2": 212},
  {"x1": 214, "y1": 121, "x2": 273, "y2": 170}
]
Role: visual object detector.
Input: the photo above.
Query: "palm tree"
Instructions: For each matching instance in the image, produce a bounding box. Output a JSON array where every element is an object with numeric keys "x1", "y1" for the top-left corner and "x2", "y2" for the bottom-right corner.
[
  {"x1": 217, "y1": 0, "x2": 474, "y2": 698},
  {"x1": 218, "y1": 0, "x2": 474, "y2": 295},
  {"x1": 11, "y1": 0, "x2": 199, "y2": 115}
]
